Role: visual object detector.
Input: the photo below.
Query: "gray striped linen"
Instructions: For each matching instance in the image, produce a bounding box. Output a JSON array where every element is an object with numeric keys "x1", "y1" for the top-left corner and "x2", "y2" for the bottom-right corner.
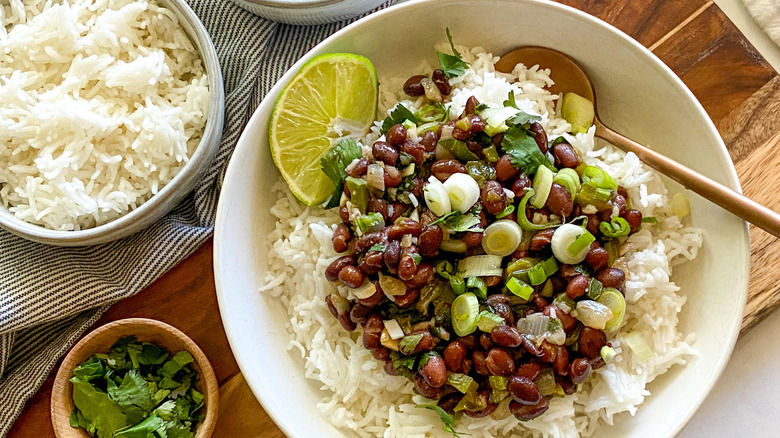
[{"x1": 0, "y1": 0, "x2": 395, "y2": 433}]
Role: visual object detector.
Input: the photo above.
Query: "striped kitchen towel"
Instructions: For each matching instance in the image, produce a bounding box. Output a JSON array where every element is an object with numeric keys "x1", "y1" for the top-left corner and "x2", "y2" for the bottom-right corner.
[{"x1": 0, "y1": 0, "x2": 395, "y2": 433}]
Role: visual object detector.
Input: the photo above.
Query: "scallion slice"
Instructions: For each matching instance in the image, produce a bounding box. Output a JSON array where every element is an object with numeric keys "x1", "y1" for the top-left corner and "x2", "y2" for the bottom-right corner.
[
  {"x1": 581, "y1": 165, "x2": 618, "y2": 191},
  {"x1": 506, "y1": 277, "x2": 533, "y2": 300},
  {"x1": 449, "y1": 275, "x2": 466, "y2": 295},
  {"x1": 466, "y1": 276, "x2": 487, "y2": 299},
  {"x1": 600, "y1": 345, "x2": 617, "y2": 363},
  {"x1": 451, "y1": 292, "x2": 480, "y2": 336},
  {"x1": 477, "y1": 310, "x2": 504, "y2": 332},
  {"x1": 495, "y1": 204, "x2": 515, "y2": 219},
  {"x1": 599, "y1": 217, "x2": 631, "y2": 238},
  {"x1": 530, "y1": 165, "x2": 554, "y2": 208},
  {"x1": 642, "y1": 216, "x2": 658, "y2": 224},
  {"x1": 458, "y1": 255, "x2": 503, "y2": 278},
  {"x1": 553, "y1": 168, "x2": 581, "y2": 198},
  {"x1": 527, "y1": 264, "x2": 547, "y2": 286},
  {"x1": 516, "y1": 188, "x2": 561, "y2": 231},
  {"x1": 551, "y1": 223, "x2": 591, "y2": 264},
  {"x1": 482, "y1": 220, "x2": 523, "y2": 257},
  {"x1": 567, "y1": 229, "x2": 595, "y2": 257},
  {"x1": 587, "y1": 277, "x2": 603, "y2": 300},
  {"x1": 624, "y1": 332, "x2": 654, "y2": 363},
  {"x1": 597, "y1": 287, "x2": 626, "y2": 332}
]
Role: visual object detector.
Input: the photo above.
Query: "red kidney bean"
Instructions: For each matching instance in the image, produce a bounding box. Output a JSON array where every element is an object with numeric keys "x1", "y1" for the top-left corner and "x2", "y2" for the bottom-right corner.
[
  {"x1": 384, "y1": 361, "x2": 397, "y2": 376},
  {"x1": 487, "y1": 294, "x2": 514, "y2": 325},
  {"x1": 553, "y1": 345, "x2": 569, "y2": 375},
  {"x1": 349, "y1": 303, "x2": 371, "y2": 325},
  {"x1": 420, "y1": 210, "x2": 438, "y2": 226},
  {"x1": 372, "y1": 141, "x2": 398, "y2": 166},
  {"x1": 325, "y1": 294, "x2": 356, "y2": 331},
  {"x1": 486, "y1": 348, "x2": 515, "y2": 376},
  {"x1": 407, "y1": 262, "x2": 434, "y2": 288},
  {"x1": 414, "y1": 373, "x2": 444, "y2": 399},
  {"x1": 403, "y1": 75, "x2": 427, "y2": 96},
  {"x1": 419, "y1": 130, "x2": 438, "y2": 152},
  {"x1": 418, "y1": 225, "x2": 443, "y2": 258},
  {"x1": 495, "y1": 155, "x2": 518, "y2": 181},
  {"x1": 552, "y1": 142, "x2": 579, "y2": 168},
  {"x1": 389, "y1": 202, "x2": 406, "y2": 223},
  {"x1": 529, "y1": 228, "x2": 555, "y2": 251},
  {"x1": 558, "y1": 264, "x2": 580, "y2": 279},
  {"x1": 484, "y1": 275, "x2": 502, "y2": 287},
  {"x1": 510, "y1": 398, "x2": 549, "y2": 420},
  {"x1": 556, "y1": 375, "x2": 576, "y2": 395},
  {"x1": 472, "y1": 351, "x2": 490, "y2": 375},
  {"x1": 437, "y1": 392, "x2": 461, "y2": 414},
  {"x1": 538, "y1": 341, "x2": 558, "y2": 363},
  {"x1": 566, "y1": 274, "x2": 590, "y2": 299},
  {"x1": 432, "y1": 69, "x2": 451, "y2": 95},
  {"x1": 491, "y1": 133, "x2": 504, "y2": 147},
  {"x1": 362, "y1": 315, "x2": 383, "y2": 349},
  {"x1": 611, "y1": 194, "x2": 627, "y2": 216},
  {"x1": 402, "y1": 140, "x2": 425, "y2": 165},
  {"x1": 371, "y1": 346, "x2": 390, "y2": 361},
  {"x1": 338, "y1": 265, "x2": 364, "y2": 288},
  {"x1": 431, "y1": 159, "x2": 467, "y2": 182},
  {"x1": 465, "y1": 115, "x2": 485, "y2": 134},
  {"x1": 466, "y1": 140, "x2": 484, "y2": 157},
  {"x1": 404, "y1": 332, "x2": 436, "y2": 354},
  {"x1": 533, "y1": 296, "x2": 549, "y2": 309},
  {"x1": 358, "y1": 285, "x2": 385, "y2": 307},
  {"x1": 383, "y1": 240, "x2": 401, "y2": 270},
  {"x1": 452, "y1": 126, "x2": 470, "y2": 141},
  {"x1": 623, "y1": 209, "x2": 643, "y2": 233},
  {"x1": 384, "y1": 166, "x2": 402, "y2": 188},
  {"x1": 420, "y1": 353, "x2": 447, "y2": 387},
  {"x1": 585, "y1": 213, "x2": 600, "y2": 235},
  {"x1": 491, "y1": 325, "x2": 522, "y2": 347},
  {"x1": 443, "y1": 341, "x2": 467, "y2": 372},
  {"x1": 528, "y1": 122, "x2": 548, "y2": 153},
  {"x1": 394, "y1": 286, "x2": 419, "y2": 307},
  {"x1": 338, "y1": 205, "x2": 350, "y2": 223},
  {"x1": 514, "y1": 361, "x2": 542, "y2": 381},
  {"x1": 596, "y1": 267, "x2": 625, "y2": 288},
  {"x1": 325, "y1": 255, "x2": 355, "y2": 282},
  {"x1": 508, "y1": 376, "x2": 542, "y2": 405},
  {"x1": 408, "y1": 177, "x2": 424, "y2": 200},
  {"x1": 569, "y1": 357, "x2": 592, "y2": 384},
  {"x1": 360, "y1": 251, "x2": 384, "y2": 274},
  {"x1": 481, "y1": 180, "x2": 507, "y2": 215},
  {"x1": 463, "y1": 231, "x2": 483, "y2": 247},
  {"x1": 479, "y1": 332, "x2": 494, "y2": 350},
  {"x1": 578, "y1": 327, "x2": 607, "y2": 360},
  {"x1": 386, "y1": 124, "x2": 407, "y2": 146},
  {"x1": 585, "y1": 245, "x2": 609, "y2": 272},
  {"x1": 346, "y1": 157, "x2": 369, "y2": 178},
  {"x1": 590, "y1": 356, "x2": 606, "y2": 370},
  {"x1": 521, "y1": 335, "x2": 543, "y2": 357},
  {"x1": 546, "y1": 182, "x2": 573, "y2": 217},
  {"x1": 511, "y1": 174, "x2": 532, "y2": 197},
  {"x1": 332, "y1": 224, "x2": 351, "y2": 253},
  {"x1": 459, "y1": 334, "x2": 478, "y2": 350},
  {"x1": 355, "y1": 231, "x2": 381, "y2": 253},
  {"x1": 367, "y1": 197, "x2": 388, "y2": 221},
  {"x1": 387, "y1": 218, "x2": 423, "y2": 239},
  {"x1": 464, "y1": 96, "x2": 480, "y2": 115}
]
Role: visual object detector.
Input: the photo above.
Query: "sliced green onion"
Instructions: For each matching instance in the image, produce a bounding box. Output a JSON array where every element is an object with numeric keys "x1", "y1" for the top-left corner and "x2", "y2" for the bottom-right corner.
[
  {"x1": 345, "y1": 176, "x2": 368, "y2": 213},
  {"x1": 415, "y1": 102, "x2": 447, "y2": 123},
  {"x1": 575, "y1": 184, "x2": 611, "y2": 211},
  {"x1": 551, "y1": 223, "x2": 591, "y2": 264},
  {"x1": 482, "y1": 145, "x2": 500, "y2": 162},
  {"x1": 424, "y1": 176, "x2": 452, "y2": 217},
  {"x1": 594, "y1": 187, "x2": 612, "y2": 202},
  {"x1": 435, "y1": 260, "x2": 454, "y2": 279},
  {"x1": 527, "y1": 264, "x2": 547, "y2": 286},
  {"x1": 581, "y1": 166, "x2": 618, "y2": 191},
  {"x1": 417, "y1": 121, "x2": 441, "y2": 134},
  {"x1": 402, "y1": 119, "x2": 416, "y2": 130},
  {"x1": 597, "y1": 287, "x2": 626, "y2": 332},
  {"x1": 530, "y1": 165, "x2": 554, "y2": 208},
  {"x1": 517, "y1": 189, "x2": 560, "y2": 231},
  {"x1": 443, "y1": 173, "x2": 481, "y2": 213},
  {"x1": 495, "y1": 204, "x2": 515, "y2": 219},
  {"x1": 458, "y1": 255, "x2": 503, "y2": 278},
  {"x1": 477, "y1": 310, "x2": 504, "y2": 332},
  {"x1": 451, "y1": 292, "x2": 480, "y2": 336},
  {"x1": 482, "y1": 220, "x2": 523, "y2": 257},
  {"x1": 600, "y1": 345, "x2": 617, "y2": 364},
  {"x1": 671, "y1": 193, "x2": 690, "y2": 218},
  {"x1": 642, "y1": 216, "x2": 658, "y2": 224},
  {"x1": 533, "y1": 368, "x2": 557, "y2": 396},
  {"x1": 574, "y1": 300, "x2": 613, "y2": 330},
  {"x1": 587, "y1": 277, "x2": 603, "y2": 300},
  {"x1": 599, "y1": 217, "x2": 630, "y2": 238},
  {"x1": 541, "y1": 256, "x2": 558, "y2": 277},
  {"x1": 553, "y1": 293, "x2": 576, "y2": 313},
  {"x1": 466, "y1": 276, "x2": 487, "y2": 299},
  {"x1": 624, "y1": 332, "x2": 654, "y2": 363},
  {"x1": 567, "y1": 229, "x2": 595, "y2": 257},
  {"x1": 447, "y1": 372, "x2": 477, "y2": 394},
  {"x1": 553, "y1": 168, "x2": 581, "y2": 198},
  {"x1": 506, "y1": 277, "x2": 533, "y2": 300},
  {"x1": 449, "y1": 275, "x2": 466, "y2": 295},
  {"x1": 604, "y1": 239, "x2": 619, "y2": 266}
]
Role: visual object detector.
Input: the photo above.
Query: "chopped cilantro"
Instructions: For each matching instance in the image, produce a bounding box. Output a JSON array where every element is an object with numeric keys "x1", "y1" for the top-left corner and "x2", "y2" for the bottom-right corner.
[
  {"x1": 320, "y1": 138, "x2": 363, "y2": 208},
  {"x1": 416, "y1": 404, "x2": 468, "y2": 437},
  {"x1": 501, "y1": 126, "x2": 555, "y2": 175},
  {"x1": 381, "y1": 103, "x2": 417, "y2": 133},
  {"x1": 436, "y1": 28, "x2": 469, "y2": 78},
  {"x1": 430, "y1": 211, "x2": 483, "y2": 232}
]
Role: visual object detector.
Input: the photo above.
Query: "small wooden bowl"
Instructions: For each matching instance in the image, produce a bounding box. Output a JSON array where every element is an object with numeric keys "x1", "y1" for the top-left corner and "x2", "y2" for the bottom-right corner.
[{"x1": 51, "y1": 318, "x2": 219, "y2": 438}]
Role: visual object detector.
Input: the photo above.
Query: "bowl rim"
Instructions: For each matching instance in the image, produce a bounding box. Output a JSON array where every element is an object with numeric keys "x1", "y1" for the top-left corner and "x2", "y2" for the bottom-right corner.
[
  {"x1": 213, "y1": 0, "x2": 750, "y2": 437},
  {"x1": 50, "y1": 317, "x2": 219, "y2": 438},
  {"x1": 229, "y1": 0, "x2": 345, "y2": 9},
  {"x1": 0, "y1": 0, "x2": 225, "y2": 247}
]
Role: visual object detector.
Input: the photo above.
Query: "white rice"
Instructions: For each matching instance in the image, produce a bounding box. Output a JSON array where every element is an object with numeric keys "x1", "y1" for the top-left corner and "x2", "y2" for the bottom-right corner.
[
  {"x1": 260, "y1": 47, "x2": 703, "y2": 437},
  {"x1": 0, "y1": 0, "x2": 209, "y2": 230}
]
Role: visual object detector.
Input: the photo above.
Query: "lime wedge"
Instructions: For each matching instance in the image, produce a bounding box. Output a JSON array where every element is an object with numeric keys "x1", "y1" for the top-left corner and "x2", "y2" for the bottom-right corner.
[{"x1": 269, "y1": 53, "x2": 378, "y2": 205}]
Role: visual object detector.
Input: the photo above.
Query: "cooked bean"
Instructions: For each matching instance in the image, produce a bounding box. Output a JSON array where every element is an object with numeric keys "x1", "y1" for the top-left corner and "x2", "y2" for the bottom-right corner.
[
  {"x1": 538, "y1": 341, "x2": 558, "y2": 363},
  {"x1": 479, "y1": 332, "x2": 494, "y2": 350},
  {"x1": 528, "y1": 122, "x2": 548, "y2": 153},
  {"x1": 431, "y1": 159, "x2": 467, "y2": 182},
  {"x1": 358, "y1": 285, "x2": 384, "y2": 307},
  {"x1": 367, "y1": 197, "x2": 388, "y2": 221},
  {"x1": 444, "y1": 341, "x2": 468, "y2": 372},
  {"x1": 387, "y1": 218, "x2": 423, "y2": 240},
  {"x1": 420, "y1": 210, "x2": 438, "y2": 226},
  {"x1": 331, "y1": 224, "x2": 351, "y2": 253},
  {"x1": 521, "y1": 335, "x2": 543, "y2": 357},
  {"x1": 585, "y1": 213, "x2": 600, "y2": 235},
  {"x1": 558, "y1": 264, "x2": 580, "y2": 279},
  {"x1": 420, "y1": 353, "x2": 447, "y2": 387},
  {"x1": 432, "y1": 69, "x2": 451, "y2": 95},
  {"x1": 404, "y1": 332, "x2": 436, "y2": 354},
  {"x1": 338, "y1": 205, "x2": 350, "y2": 224},
  {"x1": 325, "y1": 255, "x2": 355, "y2": 282},
  {"x1": 611, "y1": 194, "x2": 627, "y2": 216},
  {"x1": 459, "y1": 334, "x2": 479, "y2": 350},
  {"x1": 383, "y1": 240, "x2": 401, "y2": 269},
  {"x1": 407, "y1": 262, "x2": 434, "y2": 288},
  {"x1": 585, "y1": 246, "x2": 609, "y2": 272},
  {"x1": 569, "y1": 357, "x2": 592, "y2": 384},
  {"x1": 509, "y1": 398, "x2": 549, "y2": 420},
  {"x1": 325, "y1": 294, "x2": 356, "y2": 331},
  {"x1": 395, "y1": 283, "x2": 419, "y2": 306},
  {"x1": 362, "y1": 315, "x2": 384, "y2": 349},
  {"x1": 349, "y1": 303, "x2": 371, "y2": 325},
  {"x1": 472, "y1": 351, "x2": 490, "y2": 375},
  {"x1": 488, "y1": 301, "x2": 514, "y2": 325},
  {"x1": 514, "y1": 361, "x2": 542, "y2": 380},
  {"x1": 485, "y1": 293, "x2": 509, "y2": 307},
  {"x1": 508, "y1": 376, "x2": 542, "y2": 405},
  {"x1": 511, "y1": 174, "x2": 532, "y2": 197},
  {"x1": 466, "y1": 140, "x2": 484, "y2": 157},
  {"x1": 402, "y1": 140, "x2": 425, "y2": 165},
  {"x1": 384, "y1": 360, "x2": 397, "y2": 376},
  {"x1": 452, "y1": 126, "x2": 470, "y2": 141},
  {"x1": 578, "y1": 327, "x2": 607, "y2": 360},
  {"x1": 566, "y1": 274, "x2": 590, "y2": 299},
  {"x1": 486, "y1": 348, "x2": 515, "y2": 376},
  {"x1": 403, "y1": 74, "x2": 427, "y2": 96},
  {"x1": 624, "y1": 209, "x2": 643, "y2": 233},
  {"x1": 556, "y1": 375, "x2": 576, "y2": 395},
  {"x1": 596, "y1": 267, "x2": 625, "y2": 288},
  {"x1": 346, "y1": 157, "x2": 369, "y2": 178},
  {"x1": 384, "y1": 166, "x2": 403, "y2": 188},
  {"x1": 529, "y1": 228, "x2": 555, "y2": 251},
  {"x1": 590, "y1": 356, "x2": 606, "y2": 370},
  {"x1": 546, "y1": 182, "x2": 573, "y2": 217},
  {"x1": 437, "y1": 392, "x2": 461, "y2": 414},
  {"x1": 418, "y1": 225, "x2": 443, "y2": 258},
  {"x1": 338, "y1": 265, "x2": 364, "y2": 288},
  {"x1": 491, "y1": 325, "x2": 523, "y2": 347},
  {"x1": 495, "y1": 155, "x2": 518, "y2": 181},
  {"x1": 543, "y1": 305, "x2": 577, "y2": 333},
  {"x1": 371, "y1": 346, "x2": 390, "y2": 361},
  {"x1": 389, "y1": 202, "x2": 406, "y2": 223},
  {"x1": 386, "y1": 124, "x2": 407, "y2": 146},
  {"x1": 552, "y1": 142, "x2": 579, "y2": 168},
  {"x1": 372, "y1": 141, "x2": 398, "y2": 166},
  {"x1": 414, "y1": 373, "x2": 444, "y2": 399},
  {"x1": 481, "y1": 180, "x2": 507, "y2": 215},
  {"x1": 464, "y1": 96, "x2": 480, "y2": 115},
  {"x1": 463, "y1": 231, "x2": 483, "y2": 247},
  {"x1": 465, "y1": 115, "x2": 485, "y2": 134},
  {"x1": 355, "y1": 231, "x2": 382, "y2": 252},
  {"x1": 360, "y1": 251, "x2": 384, "y2": 275},
  {"x1": 553, "y1": 345, "x2": 569, "y2": 375},
  {"x1": 420, "y1": 130, "x2": 438, "y2": 152}
]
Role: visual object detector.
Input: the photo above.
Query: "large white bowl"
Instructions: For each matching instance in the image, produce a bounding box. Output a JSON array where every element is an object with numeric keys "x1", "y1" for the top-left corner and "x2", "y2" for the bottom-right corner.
[{"x1": 214, "y1": 1, "x2": 750, "y2": 437}]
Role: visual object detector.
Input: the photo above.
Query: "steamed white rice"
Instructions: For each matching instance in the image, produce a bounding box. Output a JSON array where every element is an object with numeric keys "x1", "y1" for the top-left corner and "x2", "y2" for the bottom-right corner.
[
  {"x1": 260, "y1": 47, "x2": 703, "y2": 437},
  {"x1": 0, "y1": 0, "x2": 209, "y2": 230}
]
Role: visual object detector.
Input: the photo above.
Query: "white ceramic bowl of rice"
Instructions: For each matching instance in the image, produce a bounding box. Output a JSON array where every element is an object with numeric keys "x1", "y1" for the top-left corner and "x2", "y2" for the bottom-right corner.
[
  {"x1": 0, "y1": 0, "x2": 224, "y2": 246},
  {"x1": 214, "y1": 0, "x2": 749, "y2": 437}
]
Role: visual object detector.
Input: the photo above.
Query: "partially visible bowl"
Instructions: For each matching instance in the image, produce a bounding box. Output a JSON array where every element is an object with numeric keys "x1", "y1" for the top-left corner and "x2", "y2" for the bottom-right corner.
[
  {"x1": 51, "y1": 318, "x2": 219, "y2": 438},
  {"x1": 227, "y1": 0, "x2": 386, "y2": 25},
  {"x1": 0, "y1": 0, "x2": 224, "y2": 247},
  {"x1": 214, "y1": 0, "x2": 750, "y2": 437}
]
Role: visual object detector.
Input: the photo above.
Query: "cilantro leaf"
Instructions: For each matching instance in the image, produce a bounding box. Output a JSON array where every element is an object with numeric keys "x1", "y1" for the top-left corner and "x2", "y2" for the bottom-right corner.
[
  {"x1": 320, "y1": 138, "x2": 363, "y2": 208},
  {"x1": 430, "y1": 211, "x2": 483, "y2": 232},
  {"x1": 437, "y1": 28, "x2": 469, "y2": 78},
  {"x1": 503, "y1": 90, "x2": 519, "y2": 109},
  {"x1": 381, "y1": 103, "x2": 417, "y2": 133},
  {"x1": 71, "y1": 378, "x2": 129, "y2": 438},
  {"x1": 114, "y1": 414, "x2": 166, "y2": 438},
  {"x1": 503, "y1": 91, "x2": 542, "y2": 126},
  {"x1": 72, "y1": 356, "x2": 104, "y2": 381},
  {"x1": 368, "y1": 243, "x2": 386, "y2": 252},
  {"x1": 107, "y1": 369, "x2": 155, "y2": 412},
  {"x1": 416, "y1": 404, "x2": 468, "y2": 437},
  {"x1": 389, "y1": 351, "x2": 418, "y2": 379},
  {"x1": 501, "y1": 126, "x2": 555, "y2": 174}
]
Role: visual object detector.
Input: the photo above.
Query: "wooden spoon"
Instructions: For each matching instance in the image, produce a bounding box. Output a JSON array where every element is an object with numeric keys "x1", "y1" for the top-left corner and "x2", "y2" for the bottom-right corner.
[{"x1": 496, "y1": 46, "x2": 780, "y2": 238}]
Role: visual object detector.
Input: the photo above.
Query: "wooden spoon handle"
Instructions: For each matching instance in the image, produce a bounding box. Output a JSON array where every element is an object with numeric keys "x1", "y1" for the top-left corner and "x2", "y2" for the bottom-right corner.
[{"x1": 595, "y1": 120, "x2": 780, "y2": 238}]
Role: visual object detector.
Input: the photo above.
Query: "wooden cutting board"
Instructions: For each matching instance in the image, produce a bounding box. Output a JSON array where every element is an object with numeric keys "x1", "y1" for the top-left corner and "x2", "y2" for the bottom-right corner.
[{"x1": 7, "y1": 0, "x2": 780, "y2": 437}]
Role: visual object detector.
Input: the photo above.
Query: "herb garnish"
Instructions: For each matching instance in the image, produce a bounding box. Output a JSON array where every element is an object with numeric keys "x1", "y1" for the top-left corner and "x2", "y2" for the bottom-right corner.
[
  {"x1": 437, "y1": 28, "x2": 469, "y2": 78},
  {"x1": 320, "y1": 138, "x2": 363, "y2": 208},
  {"x1": 416, "y1": 404, "x2": 468, "y2": 437}
]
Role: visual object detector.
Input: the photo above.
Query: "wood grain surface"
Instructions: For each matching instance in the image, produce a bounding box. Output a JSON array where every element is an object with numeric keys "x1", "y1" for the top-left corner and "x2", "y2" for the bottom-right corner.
[{"x1": 7, "y1": 1, "x2": 780, "y2": 437}]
